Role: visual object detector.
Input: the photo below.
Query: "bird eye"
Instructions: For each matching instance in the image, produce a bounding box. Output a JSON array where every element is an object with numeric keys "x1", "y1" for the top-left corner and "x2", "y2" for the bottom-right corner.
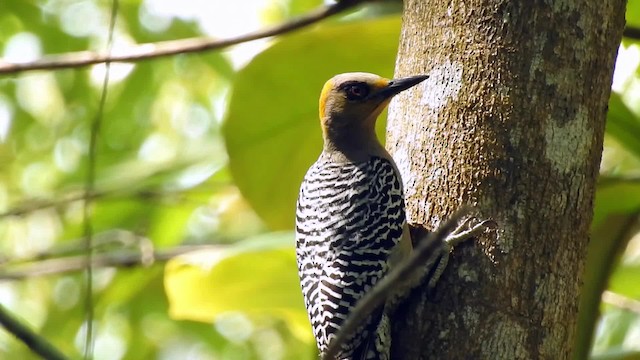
[{"x1": 344, "y1": 84, "x2": 369, "y2": 101}]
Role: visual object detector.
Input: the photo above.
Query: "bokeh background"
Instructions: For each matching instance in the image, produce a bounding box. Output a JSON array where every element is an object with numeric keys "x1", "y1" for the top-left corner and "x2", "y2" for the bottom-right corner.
[{"x1": 0, "y1": 0, "x2": 639, "y2": 359}]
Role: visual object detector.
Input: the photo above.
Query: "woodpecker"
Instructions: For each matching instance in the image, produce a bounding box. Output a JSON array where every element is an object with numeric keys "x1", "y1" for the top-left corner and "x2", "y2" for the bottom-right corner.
[{"x1": 295, "y1": 72, "x2": 429, "y2": 359}]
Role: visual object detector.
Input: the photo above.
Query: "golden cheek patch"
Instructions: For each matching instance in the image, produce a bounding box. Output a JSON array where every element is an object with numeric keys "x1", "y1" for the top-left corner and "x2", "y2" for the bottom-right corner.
[
  {"x1": 319, "y1": 79, "x2": 334, "y2": 119},
  {"x1": 372, "y1": 78, "x2": 391, "y2": 92}
]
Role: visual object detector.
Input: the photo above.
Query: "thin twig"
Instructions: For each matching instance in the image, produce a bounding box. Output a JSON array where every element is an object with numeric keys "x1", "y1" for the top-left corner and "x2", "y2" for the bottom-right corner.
[
  {"x1": 0, "y1": 230, "x2": 140, "y2": 266},
  {"x1": 1, "y1": 229, "x2": 235, "y2": 267},
  {"x1": 0, "y1": 0, "x2": 363, "y2": 75},
  {"x1": 0, "y1": 185, "x2": 216, "y2": 220},
  {"x1": 323, "y1": 209, "x2": 470, "y2": 360},
  {"x1": 0, "y1": 303, "x2": 68, "y2": 360},
  {"x1": 0, "y1": 190, "x2": 109, "y2": 219},
  {"x1": 0, "y1": 245, "x2": 222, "y2": 280}
]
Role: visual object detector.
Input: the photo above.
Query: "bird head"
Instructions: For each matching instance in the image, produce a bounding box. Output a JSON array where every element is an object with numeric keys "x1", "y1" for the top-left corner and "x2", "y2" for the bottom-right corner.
[{"x1": 318, "y1": 72, "x2": 428, "y2": 158}]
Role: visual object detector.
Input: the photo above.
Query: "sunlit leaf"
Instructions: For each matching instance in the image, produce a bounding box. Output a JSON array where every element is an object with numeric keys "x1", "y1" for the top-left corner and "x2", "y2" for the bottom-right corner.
[
  {"x1": 287, "y1": 0, "x2": 324, "y2": 16},
  {"x1": 609, "y1": 264, "x2": 640, "y2": 299},
  {"x1": 165, "y1": 231, "x2": 312, "y2": 342},
  {"x1": 626, "y1": 0, "x2": 640, "y2": 28}
]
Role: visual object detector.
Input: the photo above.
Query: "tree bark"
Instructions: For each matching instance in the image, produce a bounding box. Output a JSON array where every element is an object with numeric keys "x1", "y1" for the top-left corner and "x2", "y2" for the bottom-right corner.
[{"x1": 386, "y1": 1, "x2": 626, "y2": 359}]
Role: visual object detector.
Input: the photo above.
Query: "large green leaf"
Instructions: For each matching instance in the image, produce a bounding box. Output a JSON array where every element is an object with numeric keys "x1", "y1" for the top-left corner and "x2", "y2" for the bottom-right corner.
[
  {"x1": 164, "y1": 231, "x2": 312, "y2": 342},
  {"x1": 626, "y1": 0, "x2": 640, "y2": 28},
  {"x1": 606, "y1": 93, "x2": 640, "y2": 160},
  {"x1": 223, "y1": 16, "x2": 401, "y2": 230},
  {"x1": 592, "y1": 180, "x2": 640, "y2": 227},
  {"x1": 609, "y1": 263, "x2": 640, "y2": 299}
]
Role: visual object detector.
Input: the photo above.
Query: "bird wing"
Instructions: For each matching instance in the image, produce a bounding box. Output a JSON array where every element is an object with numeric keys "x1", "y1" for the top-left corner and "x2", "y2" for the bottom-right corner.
[{"x1": 296, "y1": 156, "x2": 406, "y2": 358}]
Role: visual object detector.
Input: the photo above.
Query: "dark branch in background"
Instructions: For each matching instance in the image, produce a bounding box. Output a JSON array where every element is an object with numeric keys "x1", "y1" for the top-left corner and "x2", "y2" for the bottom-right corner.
[
  {"x1": 623, "y1": 26, "x2": 640, "y2": 40},
  {"x1": 323, "y1": 210, "x2": 487, "y2": 360},
  {"x1": 0, "y1": 190, "x2": 115, "y2": 219},
  {"x1": 597, "y1": 174, "x2": 640, "y2": 186},
  {"x1": 0, "y1": 186, "x2": 213, "y2": 220},
  {"x1": 0, "y1": 229, "x2": 141, "y2": 266},
  {"x1": 0, "y1": 304, "x2": 68, "y2": 360},
  {"x1": 0, "y1": 0, "x2": 364, "y2": 75},
  {"x1": 0, "y1": 244, "x2": 223, "y2": 280},
  {"x1": 0, "y1": 229, "x2": 234, "y2": 279}
]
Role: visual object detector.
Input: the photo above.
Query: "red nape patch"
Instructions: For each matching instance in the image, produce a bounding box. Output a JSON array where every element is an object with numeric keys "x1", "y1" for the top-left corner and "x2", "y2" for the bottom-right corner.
[{"x1": 319, "y1": 79, "x2": 334, "y2": 120}]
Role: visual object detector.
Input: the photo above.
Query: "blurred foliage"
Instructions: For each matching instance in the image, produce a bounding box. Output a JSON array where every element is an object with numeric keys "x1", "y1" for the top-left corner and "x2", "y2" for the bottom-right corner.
[
  {"x1": 0, "y1": 0, "x2": 638, "y2": 359},
  {"x1": 165, "y1": 232, "x2": 311, "y2": 343}
]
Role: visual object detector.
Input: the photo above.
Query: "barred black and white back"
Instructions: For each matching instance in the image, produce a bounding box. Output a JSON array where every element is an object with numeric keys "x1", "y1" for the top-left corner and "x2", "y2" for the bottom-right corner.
[{"x1": 295, "y1": 155, "x2": 405, "y2": 359}]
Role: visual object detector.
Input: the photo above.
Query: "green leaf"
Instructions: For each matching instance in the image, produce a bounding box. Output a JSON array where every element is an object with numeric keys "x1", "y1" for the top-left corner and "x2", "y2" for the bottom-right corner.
[
  {"x1": 626, "y1": 0, "x2": 640, "y2": 29},
  {"x1": 606, "y1": 93, "x2": 640, "y2": 160},
  {"x1": 574, "y1": 180, "x2": 640, "y2": 360},
  {"x1": 592, "y1": 180, "x2": 640, "y2": 227},
  {"x1": 223, "y1": 16, "x2": 401, "y2": 230},
  {"x1": 286, "y1": 0, "x2": 324, "y2": 16},
  {"x1": 164, "y1": 231, "x2": 313, "y2": 342},
  {"x1": 609, "y1": 264, "x2": 640, "y2": 299}
]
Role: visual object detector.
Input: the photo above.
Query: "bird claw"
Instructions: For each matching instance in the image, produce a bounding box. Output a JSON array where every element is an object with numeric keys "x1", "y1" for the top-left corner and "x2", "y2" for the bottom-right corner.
[
  {"x1": 426, "y1": 216, "x2": 495, "y2": 293},
  {"x1": 445, "y1": 217, "x2": 496, "y2": 248}
]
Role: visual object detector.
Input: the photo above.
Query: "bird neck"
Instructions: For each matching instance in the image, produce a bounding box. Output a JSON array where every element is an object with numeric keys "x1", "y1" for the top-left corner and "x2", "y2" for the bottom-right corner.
[{"x1": 321, "y1": 116, "x2": 389, "y2": 163}]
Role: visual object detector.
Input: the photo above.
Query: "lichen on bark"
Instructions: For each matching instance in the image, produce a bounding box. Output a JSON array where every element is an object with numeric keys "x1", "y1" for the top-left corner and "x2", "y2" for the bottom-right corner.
[{"x1": 385, "y1": 0, "x2": 626, "y2": 358}]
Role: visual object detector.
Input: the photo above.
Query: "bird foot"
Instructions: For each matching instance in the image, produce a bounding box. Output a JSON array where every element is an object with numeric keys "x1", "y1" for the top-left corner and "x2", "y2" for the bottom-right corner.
[{"x1": 426, "y1": 217, "x2": 496, "y2": 291}]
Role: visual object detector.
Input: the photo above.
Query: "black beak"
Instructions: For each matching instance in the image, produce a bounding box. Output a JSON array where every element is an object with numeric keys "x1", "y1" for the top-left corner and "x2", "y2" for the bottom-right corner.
[{"x1": 374, "y1": 74, "x2": 429, "y2": 99}]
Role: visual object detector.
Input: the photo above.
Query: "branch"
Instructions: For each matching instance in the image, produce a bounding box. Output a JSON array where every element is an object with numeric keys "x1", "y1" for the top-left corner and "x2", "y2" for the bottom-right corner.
[
  {"x1": 0, "y1": 244, "x2": 223, "y2": 280},
  {"x1": 0, "y1": 229, "x2": 141, "y2": 266},
  {"x1": 0, "y1": 303, "x2": 68, "y2": 360},
  {"x1": 323, "y1": 209, "x2": 471, "y2": 360},
  {"x1": 0, "y1": 190, "x2": 108, "y2": 218},
  {"x1": 0, "y1": 0, "x2": 364, "y2": 74},
  {"x1": 0, "y1": 187, "x2": 206, "y2": 219},
  {"x1": 597, "y1": 174, "x2": 640, "y2": 186},
  {"x1": 623, "y1": 26, "x2": 640, "y2": 41}
]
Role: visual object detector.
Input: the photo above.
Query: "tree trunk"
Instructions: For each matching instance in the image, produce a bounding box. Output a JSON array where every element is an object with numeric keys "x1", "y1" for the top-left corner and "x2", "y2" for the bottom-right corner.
[{"x1": 386, "y1": 1, "x2": 626, "y2": 359}]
